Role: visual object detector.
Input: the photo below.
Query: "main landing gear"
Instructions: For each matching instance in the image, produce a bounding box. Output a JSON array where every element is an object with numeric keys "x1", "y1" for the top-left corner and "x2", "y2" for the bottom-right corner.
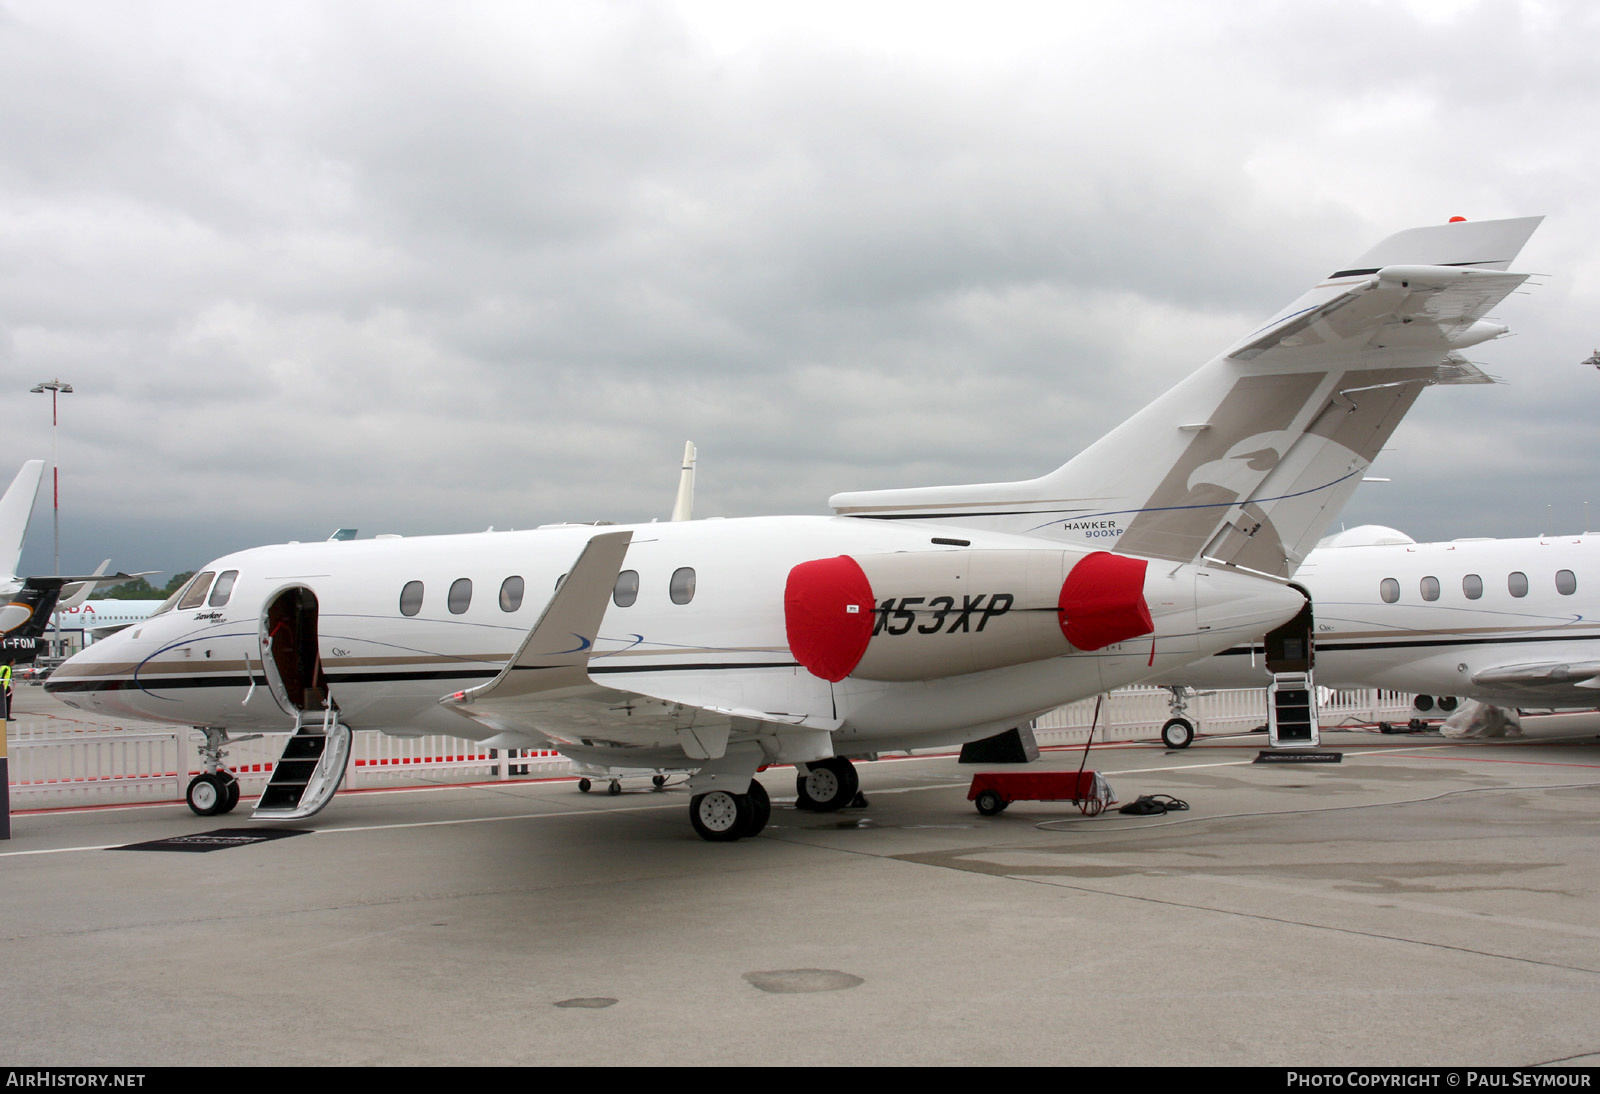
[
  {"x1": 186, "y1": 727, "x2": 242, "y2": 817},
  {"x1": 795, "y1": 756, "x2": 866, "y2": 811},
  {"x1": 689, "y1": 779, "x2": 772, "y2": 842}
]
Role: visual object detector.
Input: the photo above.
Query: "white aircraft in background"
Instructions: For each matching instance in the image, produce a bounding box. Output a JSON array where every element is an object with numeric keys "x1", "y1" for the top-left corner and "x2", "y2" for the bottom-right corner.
[
  {"x1": 1150, "y1": 524, "x2": 1600, "y2": 742},
  {"x1": 48, "y1": 216, "x2": 1544, "y2": 838},
  {"x1": 54, "y1": 599, "x2": 166, "y2": 644}
]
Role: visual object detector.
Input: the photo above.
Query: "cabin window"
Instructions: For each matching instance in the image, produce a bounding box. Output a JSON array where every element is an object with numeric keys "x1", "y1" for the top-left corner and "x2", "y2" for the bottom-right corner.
[
  {"x1": 448, "y1": 578, "x2": 473, "y2": 615},
  {"x1": 670, "y1": 567, "x2": 696, "y2": 605},
  {"x1": 1508, "y1": 571, "x2": 1529, "y2": 598},
  {"x1": 1379, "y1": 578, "x2": 1400, "y2": 604},
  {"x1": 208, "y1": 571, "x2": 239, "y2": 608},
  {"x1": 399, "y1": 581, "x2": 424, "y2": 617},
  {"x1": 1463, "y1": 574, "x2": 1483, "y2": 600},
  {"x1": 1420, "y1": 576, "x2": 1440, "y2": 602},
  {"x1": 1557, "y1": 569, "x2": 1577, "y2": 596},
  {"x1": 613, "y1": 570, "x2": 639, "y2": 607},
  {"x1": 500, "y1": 576, "x2": 525, "y2": 612},
  {"x1": 178, "y1": 572, "x2": 216, "y2": 610}
]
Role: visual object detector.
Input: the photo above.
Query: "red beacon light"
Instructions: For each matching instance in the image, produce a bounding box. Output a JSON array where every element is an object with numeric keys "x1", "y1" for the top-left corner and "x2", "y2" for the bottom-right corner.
[{"x1": 1449, "y1": 216, "x2": 1467, "y2": 223}]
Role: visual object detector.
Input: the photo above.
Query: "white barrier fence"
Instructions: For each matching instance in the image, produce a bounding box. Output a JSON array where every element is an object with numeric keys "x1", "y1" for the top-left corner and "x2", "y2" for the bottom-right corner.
[
  {"x1": 1034, "y1": 685, "x2": 1415, "y2": 747},
  {"x1": 6, "y1": 685, "x2": 1417, "y2": 809}
]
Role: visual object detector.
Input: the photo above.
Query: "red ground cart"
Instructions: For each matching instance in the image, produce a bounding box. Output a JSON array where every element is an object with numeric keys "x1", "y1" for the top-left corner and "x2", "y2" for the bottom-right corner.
[{"x1": 967, "y1": 770, "x2": 1115, "y2": 816}]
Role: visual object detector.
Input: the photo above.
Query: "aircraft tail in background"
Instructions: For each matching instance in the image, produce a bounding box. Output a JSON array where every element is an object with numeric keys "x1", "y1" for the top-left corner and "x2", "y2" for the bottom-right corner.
[{"x1": 0, "y1": 460, "x2": 44, "y2": 584}]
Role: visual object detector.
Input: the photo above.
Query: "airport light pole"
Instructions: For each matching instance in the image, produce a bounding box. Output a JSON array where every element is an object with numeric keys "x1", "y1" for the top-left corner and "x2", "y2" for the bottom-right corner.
[{"x1": 30, "y1": 379, "x2": 73, "y2": 658}]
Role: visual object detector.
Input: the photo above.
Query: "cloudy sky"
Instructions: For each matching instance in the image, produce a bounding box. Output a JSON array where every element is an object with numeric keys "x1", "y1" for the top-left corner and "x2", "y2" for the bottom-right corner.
[{"x1": 3, "y1": 0, "x2": 1597, "y2": 581}]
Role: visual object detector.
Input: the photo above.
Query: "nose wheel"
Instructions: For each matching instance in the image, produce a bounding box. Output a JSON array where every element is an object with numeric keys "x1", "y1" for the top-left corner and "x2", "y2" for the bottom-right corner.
[
  {"x1": 1160, "y1": 717, "x2": 1195, "y2": 750},
  {"x1": 186, "y1": 771, "x2": 240, "y2": 816}
]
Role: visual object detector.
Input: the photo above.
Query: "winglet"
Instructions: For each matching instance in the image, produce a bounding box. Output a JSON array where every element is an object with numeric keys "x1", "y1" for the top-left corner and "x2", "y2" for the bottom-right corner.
[{"x1": 444, "y1": 530, "x2": 633, "y2": 706}]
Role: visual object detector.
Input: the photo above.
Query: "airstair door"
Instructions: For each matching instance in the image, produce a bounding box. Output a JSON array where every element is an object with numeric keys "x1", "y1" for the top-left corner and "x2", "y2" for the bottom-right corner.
[
  {"x1": 1265, "y1": 589, "x2": 1318, "y2": 746},
  {"x1": 254, "y1": 586, "x2": 351, "y2": 820}
]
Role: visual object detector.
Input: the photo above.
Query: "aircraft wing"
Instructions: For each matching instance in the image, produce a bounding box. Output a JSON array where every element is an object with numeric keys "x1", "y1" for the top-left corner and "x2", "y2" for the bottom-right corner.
[
  {"x1": 442, "y1": 528, "x2": 836, "y2": 764},
  {"x1": 1470, "y1": 658, "x2": 1600, "y2": 701}
]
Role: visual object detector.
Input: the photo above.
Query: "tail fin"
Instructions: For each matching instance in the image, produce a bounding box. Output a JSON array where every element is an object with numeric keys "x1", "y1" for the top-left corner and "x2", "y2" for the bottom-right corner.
[
  {"x1": 830, "y1": 216, "x2": 1542, "y2": 577},
  {"x1": 670, "y1": 441, "x2": 696, "y2": 522},
  {"x1": 0, "y1": 461, "x2": 44, "y2": 583}
]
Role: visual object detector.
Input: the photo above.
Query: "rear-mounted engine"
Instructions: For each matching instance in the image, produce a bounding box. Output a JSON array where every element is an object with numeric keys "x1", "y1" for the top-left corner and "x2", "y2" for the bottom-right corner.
[{"x1": 784, "y1": 549, "x2": 1153, "y2": 682}]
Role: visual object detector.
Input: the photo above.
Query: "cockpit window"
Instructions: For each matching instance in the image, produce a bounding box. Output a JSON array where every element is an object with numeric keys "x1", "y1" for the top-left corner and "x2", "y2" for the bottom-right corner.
[
  {"x1": 208, "y1": 570, "x2": 239, "y2": 607},
  {"x1": 177, "y1": 572, "x2": 216, "y2": 610},
  {"x1": 151, "y1": 587, "x2": 185, "y2": 617}
]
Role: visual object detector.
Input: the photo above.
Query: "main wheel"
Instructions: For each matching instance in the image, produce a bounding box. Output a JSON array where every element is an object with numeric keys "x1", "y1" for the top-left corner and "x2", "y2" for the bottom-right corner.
[
  {"x1": 690, "y1": 790, "x2": 748, "y2": 842},
  {"x1": 1438, "y1": 696, "x2": 1459, "y2": 713},
  {"x1": 1161, "y1": 717, "x2": 1195, "y2": 750},
  {"x1": 795, "y1": 757, "x2": 858, "y2": 812},
  {"x1": 608, "y1": 780, "x2": 622, "y2": 796},
  {"x1": 974, "y1": 789, "x2": 1008, "y2": 816},
  {"x1": 218, "y1": 771, "x2": 240, "y2": 815},
  {"x1": 577, "y1": 778, "x2": 592, "y2": 793},
  {"x1": 186, "y1": 773, "x2": 226, "y2": 817},
  {"x1": 742, "y1": 779, "x2": 772, "y2": 837},
  {"x1": 651, "y1": 774, "x2": 667, "y2": 789}
]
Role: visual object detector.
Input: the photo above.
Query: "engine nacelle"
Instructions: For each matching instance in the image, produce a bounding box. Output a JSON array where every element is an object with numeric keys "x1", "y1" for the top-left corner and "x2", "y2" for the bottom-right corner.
[{"x1": 784, "y1": 549, "x2": 1154, "y2": 683}]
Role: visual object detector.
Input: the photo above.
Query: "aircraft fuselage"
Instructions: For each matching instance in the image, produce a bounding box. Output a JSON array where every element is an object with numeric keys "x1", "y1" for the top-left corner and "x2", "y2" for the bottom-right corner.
[{"x1": 48, "y1": 515, "x2": 1301, "y2": 756}]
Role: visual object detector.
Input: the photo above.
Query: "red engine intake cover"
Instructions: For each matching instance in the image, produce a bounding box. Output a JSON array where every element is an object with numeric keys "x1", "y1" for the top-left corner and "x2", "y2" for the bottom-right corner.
[
  {"x1": 785, "y1": 555, "x2": 876, "y2": 682},
  {"x1": 1057, "y1": 551, "x2": 1154, "y2": 651}
]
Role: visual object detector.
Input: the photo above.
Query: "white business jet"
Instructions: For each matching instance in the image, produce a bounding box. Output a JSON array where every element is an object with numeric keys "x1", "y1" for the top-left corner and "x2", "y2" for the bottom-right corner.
[
  {"x1": 1151, "y1": 524, "x2": 1600, "y2": 740},
  {"x1": 47, "y1": 216, "x2": 1544, "y2": 839}
]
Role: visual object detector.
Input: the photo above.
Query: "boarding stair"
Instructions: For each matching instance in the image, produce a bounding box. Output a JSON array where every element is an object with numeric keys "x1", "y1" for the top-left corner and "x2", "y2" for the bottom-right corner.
[
  {"x1": 252, "y1": 704, "x2": 352, "y2": 820},
  {"x1": 1267, "y1": 671, "x2": 1319, "y2": 747}
]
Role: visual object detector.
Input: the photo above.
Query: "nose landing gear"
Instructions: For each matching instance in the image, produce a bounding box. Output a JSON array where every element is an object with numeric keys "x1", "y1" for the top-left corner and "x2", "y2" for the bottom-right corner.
[
  {"x1": 186, "y1": 726, "x2": 243, "y2": 816},
  {"x1": 186, "y1": 769, "x2": 240, "y2": 816}
]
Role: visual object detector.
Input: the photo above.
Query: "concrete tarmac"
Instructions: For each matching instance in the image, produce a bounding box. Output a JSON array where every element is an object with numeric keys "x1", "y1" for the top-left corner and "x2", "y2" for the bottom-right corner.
[{"x1": 4, "y1": 707, "x2": 1600, "y2": 1066}]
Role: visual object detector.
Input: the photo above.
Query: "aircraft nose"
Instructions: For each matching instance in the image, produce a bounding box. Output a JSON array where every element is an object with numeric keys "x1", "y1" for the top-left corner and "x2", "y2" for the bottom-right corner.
[
  {"x1": 1194, "y1": 568, "x2": 1305, "y2": 640},
  {"x1": 43, "y1": 643, "x2": 110, "y2": 705}
]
